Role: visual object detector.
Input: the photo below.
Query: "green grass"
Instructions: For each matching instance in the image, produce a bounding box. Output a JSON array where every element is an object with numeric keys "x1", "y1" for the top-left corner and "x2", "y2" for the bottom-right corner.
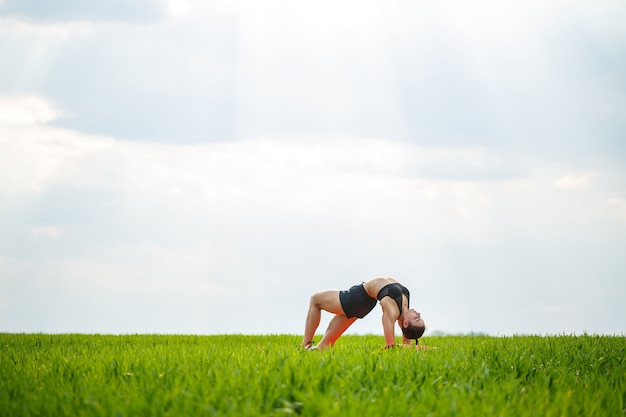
[{"x1": 1, "y1": 334, "x2": 624, "y2": 416}]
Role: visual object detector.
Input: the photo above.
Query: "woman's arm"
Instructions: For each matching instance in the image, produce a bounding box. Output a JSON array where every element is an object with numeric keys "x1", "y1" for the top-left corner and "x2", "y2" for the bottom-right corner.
[{"x1": 380, "y1": 298, "x2": 399, "y2": 348}]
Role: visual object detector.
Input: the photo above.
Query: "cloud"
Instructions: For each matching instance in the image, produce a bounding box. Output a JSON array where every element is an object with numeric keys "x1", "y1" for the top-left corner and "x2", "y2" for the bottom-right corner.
[
  {"x1": 167, "y1": 0, "x2": 191, "y2": 18},
  {"x1": 0, "y1": 0, "x2": 170, "y2": 23},
  {"x1": 607, "y1": 196, "x2": 626, "y2": 221},
  {"x1": 223, "y1": 0, "x2": 626, "y2": 171},
  {"x1": 0, "y1": 96, "x2": 115, "y2": 197},
  {"x1": 2, "y1": 95, "x2": 624, "y2": 250},
  {"x1": 0, "y1": 7, "x2": 238, "y2": 143},
  {"x1": 3, "y1": 95, "x2": 625, "y2": 256},
  {"x1": 2, "y1": 0, "x2": 624, "y2": 158},
  {"x1": 554, "y1": 173, "x2": 594, "y2": 189},
  {"x1": 56, "y1": 247, "x2": 238, "y2": 295},
  {"x1": 0, "y1": 95, "x2": 64, "y2": 125},
  {"x1": 29, "y1": 225, "x2": 64, "y2": 239}
]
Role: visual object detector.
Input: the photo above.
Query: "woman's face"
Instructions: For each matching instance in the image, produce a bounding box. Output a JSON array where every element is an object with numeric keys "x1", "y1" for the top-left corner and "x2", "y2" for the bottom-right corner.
[{"x1": 404, "y1": 309, "x2": 425, "y2": 329}]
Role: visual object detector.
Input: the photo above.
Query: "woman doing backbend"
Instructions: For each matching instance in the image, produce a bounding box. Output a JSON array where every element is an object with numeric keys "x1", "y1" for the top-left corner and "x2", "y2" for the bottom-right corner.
[{"x1": 301, "y1": 277, "x2": 426, "y2": 350}]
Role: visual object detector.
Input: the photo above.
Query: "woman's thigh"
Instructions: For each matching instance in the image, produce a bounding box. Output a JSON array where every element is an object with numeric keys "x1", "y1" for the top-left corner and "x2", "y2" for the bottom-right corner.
[{"x1": 311, "y1": 290, "x2": 344, "y2": 315}]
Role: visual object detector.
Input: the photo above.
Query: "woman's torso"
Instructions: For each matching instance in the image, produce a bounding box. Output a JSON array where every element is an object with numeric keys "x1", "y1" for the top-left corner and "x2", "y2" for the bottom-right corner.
[{"x1": 364, "y1": 278, "x2": 409, "y2": 315}]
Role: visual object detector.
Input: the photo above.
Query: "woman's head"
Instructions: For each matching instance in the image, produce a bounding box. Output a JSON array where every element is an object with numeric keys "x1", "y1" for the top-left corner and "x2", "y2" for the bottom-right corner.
[{"x1": 401, "y1": 309, "x2": 426, "y2": 342}]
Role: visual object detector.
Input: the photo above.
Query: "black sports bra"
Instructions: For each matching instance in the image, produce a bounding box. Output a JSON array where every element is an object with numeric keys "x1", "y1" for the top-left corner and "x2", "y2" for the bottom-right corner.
[{"x1": 376, "y1": 283, "x2": 410, "y2": 314}]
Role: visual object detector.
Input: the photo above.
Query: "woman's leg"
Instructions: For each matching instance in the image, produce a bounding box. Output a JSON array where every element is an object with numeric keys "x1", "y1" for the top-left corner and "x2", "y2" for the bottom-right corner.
[
  {"x1": 301, "y1": 290, "x2": 344, "y2": 347},
  {"x1": 317, "y1": 314, "x2": 358, "y2": 349}
]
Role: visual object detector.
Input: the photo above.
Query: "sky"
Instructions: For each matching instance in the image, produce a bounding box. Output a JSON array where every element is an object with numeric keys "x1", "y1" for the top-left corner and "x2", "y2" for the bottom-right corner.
[{"x1": 1, "y1": 0, "x2": 625, "y2": 337}]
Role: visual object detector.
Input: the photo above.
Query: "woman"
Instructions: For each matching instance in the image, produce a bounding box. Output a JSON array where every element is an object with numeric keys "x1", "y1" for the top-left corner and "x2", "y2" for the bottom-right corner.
[{"x1": 301, "y1": 277, "x2": 426, "y2": 350}]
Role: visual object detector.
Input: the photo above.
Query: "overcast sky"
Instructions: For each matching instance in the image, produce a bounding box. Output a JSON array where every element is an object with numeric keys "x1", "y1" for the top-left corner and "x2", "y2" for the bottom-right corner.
[{"x1": 1, "y1": 0, "x2": 625, "y2": 337}]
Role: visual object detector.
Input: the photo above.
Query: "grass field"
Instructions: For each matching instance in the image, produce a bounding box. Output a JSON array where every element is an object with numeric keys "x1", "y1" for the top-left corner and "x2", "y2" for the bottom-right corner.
[{"x1": 1, "y1": 333, "x2": 624, "y2": 416}]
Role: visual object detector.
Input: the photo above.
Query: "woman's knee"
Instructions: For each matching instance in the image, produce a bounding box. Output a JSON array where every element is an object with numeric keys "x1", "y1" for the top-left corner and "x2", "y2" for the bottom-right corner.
[
  {"x1": 310, "y1": 292, "x2": 324, "y2": 308},
  {"x1": 310, "y1": 290, "x2": 341, "y2": 312}
]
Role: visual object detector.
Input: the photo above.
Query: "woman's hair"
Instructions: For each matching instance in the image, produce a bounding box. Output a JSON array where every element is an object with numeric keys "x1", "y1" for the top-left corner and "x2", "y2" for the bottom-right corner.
[{"x1": 401, "y1": 322, "x2": 426, "y2": 343}]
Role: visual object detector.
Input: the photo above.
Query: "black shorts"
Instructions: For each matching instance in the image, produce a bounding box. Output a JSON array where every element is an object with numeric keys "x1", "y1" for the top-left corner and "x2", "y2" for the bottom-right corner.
[{"x1": 339, "y1": 283, "x2": 377, "y2": 318}]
